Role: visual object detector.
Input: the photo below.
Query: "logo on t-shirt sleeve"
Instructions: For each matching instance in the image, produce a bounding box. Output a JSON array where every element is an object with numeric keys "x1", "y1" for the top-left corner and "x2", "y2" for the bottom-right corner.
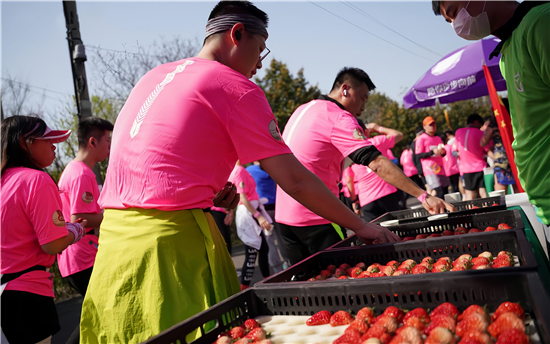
[
  {"x1": 353, "y1": 128, "x2": 366, "y2": 140},
  {"x1": 268, "y1": 119, "x2": 283, "y2": 142},
  {"x1": 52, "y1": 210, "x2": 65, "y2": 227},
  {"x1": 82, "y1": 191, "x2": 94, "y2": 204}
]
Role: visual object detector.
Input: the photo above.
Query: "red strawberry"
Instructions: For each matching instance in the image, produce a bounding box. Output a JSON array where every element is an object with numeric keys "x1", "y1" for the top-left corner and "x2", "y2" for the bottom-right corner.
[
  {"x1": 428, "y1": 233, "x2": 442, "y2": 238},
  {"x1": 495, "y1": 328, "x2": 529, "y2": 344},
  {"x1": 356, "y1": 307, "x2": 375, "y2": 324},
  {"x1": 498, "y1": 251, "x2": 513, "y2": 259},
  {"x1": 361, "y1": 323, "x2": 389, "y2": 342},
  {"x1": 437, "y1": 257, "x2": 452, "y2": 265},
  {"x1": 214, "y1": 336, "x2": 232, "y2": 344},
  {"x1": 392, "y1": 269, "x2": 408, "y2": 276},
  {"x1": 337, "y1": 275, "x2": 348, "y2": 280},
  {"x1": 432, "y1": 264, "x2": 450, "y2": 273},
  {"x1": 416, "y1": 234, "x2": 429, "y2": 239},
  {"x1": 442, "y1": 230, "x2": 454, "y2": 236},
  {"x1": 367, "y1": 263, "x2": 381, "y2": 273},
  {"x1": 306, "y1": 310, "x2": 332, "y2": 326},
  {"x1": 320, "y1": 270, "x2": 332, "y2": 279},
  {"x1": 477, "y1": 251, "x2": 493, "y2": 261},
  {"x1": 471, "y1": 257, "x2": 490, "y2": 266},
  {"x1": 355, "y1": 262, "x2": 367, "y2": 270},
  {"x1": 485, "y1": 226, "x2": 497, "y2": 232},
  {"x1": 403, "y1": 315, "x2": 425, "y2": 331},
  {"x1": 456, "y1": 313, "x2": 489, "y2": 337},
  {"x1": 358, "y1": 270, "x2": 371, "y2": 278},
  {"x1": 458, "y1": 329, "x2": 491, "y2": 344},
  {"x1": 431, "y1": 302, "x2": 460, "y2": 320},
  {"x1": 492, "y1": 258, "x2": 512, "y2": 268},
  {"x1": 230, "y1": 326, "x2": 246, "y2": 339},
  {"x1": 411, "y1": 265, "x2": 430, "y2": 274},
  {"x1": 348, "y1": 319, "x2": 369, "y2": 334},
  {"x1": 422, "y1": 257, "x2": 435, "y2": 265},
  {"x1": 333, "y1": 328, "x2": 362, "y2": 344},
  {"x1": 334, "y1": 268, "x2": 345, "y2": 278},
  {"x1": 424, "y1": 314, "x2": 456, "y2": 335},
  {"x1": 383, "y1": 306, "x2": 405, "y2": 323},
  {"x1": 347, "y1": 267, "x2": 363, "y2": 277},
  {"x1": 487, "y1": 312, "x2": 525, "y2": 338},
  {"x1": 233, "y1": 339, "x2": 252, "y2": 344},
  {"x1": 492, "y1": 203, "x2": 499, "y2": 206},
  {"x1": 468, "y1": 228, "x2": 483, "y2": 233},
  {"x1": 244, "y1": 327, "x2": 266, "y2": 341},
  {"x1": 374, "y1": 314, "x2": 398, "y2": 334},
  {"x1": 402, "y1": 236, "x2": 416, "y2": 242},
  {"x1": 399, "y1": 259, "x2": 417, "y2": 270},
  {"x1": 387, "y1": 260, "x2": 399, "y2": 269},
  {"x1": 389, "y1": 326, "x2": 422, "y2": 344},
  {"x1": 307, "y1": 277, "x2": 316, "y2": 282},
  {"x1": 330, "y1": 310, "x2": 354, "y2": 327},
  {"x1": 339, "y1": 263, "x2": 351, "y2": 271},
  {"x1": 471, "y1": 206, "x2": 480, "y2": 209},
  {"x1": 425, "y1": 327, "x2": 455, "y2": 344},
  {"x1": 380, "y1": 265, "x2": 396, "y2": 276},
  {"x1": 404, "y1": 308, "x2": 430, "y2": 324},
  {"x1": 497, "y1": 223, "x2": 512, "y2": 230},
  {"x1": 451, "y1": 265, "x2": 467, "y2": 271},
  {"x1": 370, "y1": 272, "x2": 387, "y2": 278},
  {"x1": 455, "y1": 227, "x2": 468, "y2": 234},
  {"x1": 458, "y1": 305, "x2": 487, "y2": 321},
  {"x1": 326, "y1": 264, "x2": 336, "y2": 273},
  {"x1": 473, "y1": 264, "x2": 490, "y2": 270},
  {"x1": 491, "y1": 302, "x2": 525, "y2": 322},
  {"x1": 244, "y1": 319, "x2": 259, "y2": 331},
  {"x1": 314, "y1": 274, "x2": 325, "y2": 281},
  {"x1": 420, "y1": 262, "x2": 433, "y2": 271}
]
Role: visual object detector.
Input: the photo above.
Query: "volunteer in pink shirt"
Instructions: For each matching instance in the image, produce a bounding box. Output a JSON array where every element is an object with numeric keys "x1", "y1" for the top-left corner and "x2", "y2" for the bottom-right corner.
[
  {"x1": 443, "y1": 129, "x2": 460, "y2": 194},
  {"x1": 80, "y1": 3, "x2": 418, "y2": 342},
  {"x1": 276, "y1": 67, "x2": 455, "y2": 265},
  {"x1": 454, "y1": 114, "x2": 493, "y2": 200},
  {"x1": 355, "y1": 123, "x2": 405, "y2": 222},
  {"x1": 416, "y1": 116, "x2": 450, "y2": 198},
  {"x1": 1, "y1": 115, "x2": 85, "y2": 344},
  {"x1": 229, "y1": 162, "x2": 271, "y2": 290}
]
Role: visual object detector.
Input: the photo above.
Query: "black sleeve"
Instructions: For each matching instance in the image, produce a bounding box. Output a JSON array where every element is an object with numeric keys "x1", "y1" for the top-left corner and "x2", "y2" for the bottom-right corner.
[
  {"x1": 415, "y1": 151, "x2": 435, "y2": 159},
  {"x1": 349, "y1": 145, "x2": 382, "y2": 166}
]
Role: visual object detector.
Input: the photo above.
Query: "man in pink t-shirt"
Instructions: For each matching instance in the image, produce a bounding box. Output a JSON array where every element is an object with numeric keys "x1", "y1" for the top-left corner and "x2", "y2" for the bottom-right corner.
[
  {"x1": 276, "y1": 68, "x2": 454, "y2": 265},
  {"x1": 416, "y1": 116, "x2": 450, "y2": 198},
  {"x1": 57, "y1": 118, "x2": 113, "y2": 296},
  {"x1": 443, "y1": 129, "x2": 461, "y2": 194},
  {"x1": 454, "y1": 114, "x2": 493, "y2": 200}
]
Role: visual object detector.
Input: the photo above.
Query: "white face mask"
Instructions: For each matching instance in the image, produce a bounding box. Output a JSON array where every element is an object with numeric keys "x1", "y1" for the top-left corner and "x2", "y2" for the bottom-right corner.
[{"x1": 452, "y1": 1, "x2": 492, "y2": 40}]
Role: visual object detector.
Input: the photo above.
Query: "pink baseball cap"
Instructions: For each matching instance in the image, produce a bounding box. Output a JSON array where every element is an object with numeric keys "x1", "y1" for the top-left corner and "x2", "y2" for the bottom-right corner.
[{"x1": 25, "y1": 123, "x2": 71, "y2": 144}]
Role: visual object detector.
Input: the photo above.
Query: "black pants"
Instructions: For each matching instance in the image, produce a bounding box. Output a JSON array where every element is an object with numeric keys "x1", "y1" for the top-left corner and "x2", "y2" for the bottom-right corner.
[
  {"x1": 1, "y1": 290, "x2": 60, "y2": 344},
  {"x1": 449, "y1": 174, "x2": 460, "y2": 194},
  {"x1": 361, "y1": 191, "x2": 403, "y2": 222},
  {"x1": 211, "y1": 210, "x2": 232, "y2": 255},
  {"x1": 433, "y1": 186, "x2": 449, "y2": 199},
  {"x1": 240, "y1": 232, "x2": 269, "y2": 286},
  {"x1": 279, "y1": 223, "x2": 343, "y2": 266}
]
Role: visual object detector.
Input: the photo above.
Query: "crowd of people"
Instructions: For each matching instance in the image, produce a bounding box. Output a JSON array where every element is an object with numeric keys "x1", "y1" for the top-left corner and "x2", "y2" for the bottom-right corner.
[{"x1": 1, "y1": 1, "x2": 548, "y2": 343}]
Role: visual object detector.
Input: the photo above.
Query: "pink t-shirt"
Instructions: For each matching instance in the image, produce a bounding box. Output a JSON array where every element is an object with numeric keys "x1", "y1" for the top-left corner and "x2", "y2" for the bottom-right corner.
[
  {"x1": 98, "y1": 58, "x2": 291, "y2": 211},
  {"x1": 455, "y1": 127, "x2": 492, "y2": 174},
  {"x1": 341, "y1": 166, "x2": 355, "y2": 198},
  {"x1": 443, "y1": 142, "x2": 460, "y2": 176},
  {"x1": 1, "y1": 168, "x2": 69, "y2": 297},
  {"x1": 275, "y1": 99, "x2": 375, "y2": 226},
  {"x1": 384, "y1": 148, "x2": 396, "y2": 160},
  {"x1": 415, "y1": 133, "x2": 445, "y2": 176},
  {"x1": 57, "y1": 161, "x2": 101, "y2": 277},
  {"x1": 400, "y1": 149, "x2": 417, "y2": 177},
  {"x1": 354, "y1": 135, "x2": 398, "y2": 206},
  {"x1": 228, "y1": 165, "x2": 259, "y2": 203}
]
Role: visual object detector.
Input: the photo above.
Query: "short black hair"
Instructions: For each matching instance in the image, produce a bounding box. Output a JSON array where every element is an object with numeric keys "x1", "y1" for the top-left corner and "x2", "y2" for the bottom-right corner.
[
  {"x1": 77, "y1": 117, "x2": 114, "y2": 148},
  {"x1": 331, "y1": 67, "x2": 376, "y2": 92},
  {"x1": 208, "y1": 1, "x2": 268, "y2": 25},
  {"x1": 432, "y1": 1, "x2": 441, "y2": 15},
  {"x1": 467, "y1": 113, "x2": 484, "y2": 125},
  {"x1": 415, "y1": 125, "x2": 424, "y2": 136},
  {"x1": 443, "y1": 129, "x2": 454, "y2": 136}
]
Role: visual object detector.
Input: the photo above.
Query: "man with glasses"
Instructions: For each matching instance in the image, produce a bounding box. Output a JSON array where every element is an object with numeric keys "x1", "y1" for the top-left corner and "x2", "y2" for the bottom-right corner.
[{"x1": 416, "y1": 116, "x2": 450, "y2": 198}]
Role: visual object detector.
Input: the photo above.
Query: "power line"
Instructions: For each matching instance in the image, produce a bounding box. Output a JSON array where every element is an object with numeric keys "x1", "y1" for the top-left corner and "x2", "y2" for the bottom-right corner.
[
  {"x1": 340, "y1": 1, "x2": 442, "y2": 58},
  {"x1": 1, "y1": 77, "x2": 72, "y2": 97},
  {"x1": 307, "y1": 1, "x2": 434, "y2": 62},
  {"x1": 86, "y1": 45, "x2": 166, "y2": 60}
]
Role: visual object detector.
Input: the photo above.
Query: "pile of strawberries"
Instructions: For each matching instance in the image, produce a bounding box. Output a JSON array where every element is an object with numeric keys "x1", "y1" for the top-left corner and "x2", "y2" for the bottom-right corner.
[
  {"x1": 214, "y1": 319, "x2": 271, "y2": 344},
  {"x1": 401, "y1": 223, "x2": 512, "y2": 242},
  {"x1": 308, "y1": 251, "x2": 514, "y2": 281},
  {"x1": 306, "y1": 301, "x2": 529, "y2": 344}
]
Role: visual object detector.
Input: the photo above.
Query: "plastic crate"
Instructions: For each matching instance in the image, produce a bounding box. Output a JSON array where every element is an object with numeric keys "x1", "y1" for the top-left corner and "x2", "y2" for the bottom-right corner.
[
  {"x1": 142, "y1": 272, "x2": 550, "y2": 344},
  {"x1": 328, "y1": 209, "x2": 524, "y2": 249},
  {"x1": 254, "y1": 229, "x2": 536, "y2": 286}
]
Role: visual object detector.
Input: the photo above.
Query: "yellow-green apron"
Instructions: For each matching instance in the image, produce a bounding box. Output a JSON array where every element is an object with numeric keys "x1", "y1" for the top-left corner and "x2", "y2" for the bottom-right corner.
[{"x1": 79, "y1": 208, "x2": 240, "y2": 343}]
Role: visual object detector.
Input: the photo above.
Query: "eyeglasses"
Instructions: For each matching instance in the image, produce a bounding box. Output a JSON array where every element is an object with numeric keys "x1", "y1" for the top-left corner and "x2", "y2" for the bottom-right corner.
[{"x1": 252, "y1": 34, "x2": 271, "y2": 62}]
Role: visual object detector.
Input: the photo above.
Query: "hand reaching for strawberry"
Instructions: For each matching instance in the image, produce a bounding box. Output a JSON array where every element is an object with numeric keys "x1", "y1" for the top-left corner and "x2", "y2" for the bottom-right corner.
[{"x1": 355, "y1": 222, "x2": 401, "y2": 245}]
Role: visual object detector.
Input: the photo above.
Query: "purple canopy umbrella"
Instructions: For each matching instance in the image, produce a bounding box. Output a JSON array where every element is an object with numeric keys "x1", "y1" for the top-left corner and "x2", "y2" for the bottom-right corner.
[{"x1": 403, "y1": 37, "x2": 507, "y2": 109}]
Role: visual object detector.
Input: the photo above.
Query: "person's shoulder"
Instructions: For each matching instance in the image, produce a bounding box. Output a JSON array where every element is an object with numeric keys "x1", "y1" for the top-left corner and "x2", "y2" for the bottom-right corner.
[
  {"x1": 524, "y1": 2, "x2": 550, "y2": 24},
  {"x1": 9, "y1": 168, "x2": 55, "y2": 187}
]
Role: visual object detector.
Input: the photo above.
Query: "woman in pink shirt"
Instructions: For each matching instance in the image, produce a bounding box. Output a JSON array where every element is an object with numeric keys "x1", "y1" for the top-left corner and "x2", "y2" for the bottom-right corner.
[{"x1": 1, "y1": 116, "x2": 85, "y2": 344}]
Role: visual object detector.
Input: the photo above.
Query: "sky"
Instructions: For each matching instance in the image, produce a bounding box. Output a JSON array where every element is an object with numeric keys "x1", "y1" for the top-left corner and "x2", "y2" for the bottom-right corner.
[{"x1": 1, "y1": 1, "x2": 471, "y2": 119}]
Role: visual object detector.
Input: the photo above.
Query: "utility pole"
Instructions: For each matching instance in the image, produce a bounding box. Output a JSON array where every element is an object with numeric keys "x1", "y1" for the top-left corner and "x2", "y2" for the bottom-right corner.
[{"x1": 63, "y1": 1, "x2": 103, "y2": 184}]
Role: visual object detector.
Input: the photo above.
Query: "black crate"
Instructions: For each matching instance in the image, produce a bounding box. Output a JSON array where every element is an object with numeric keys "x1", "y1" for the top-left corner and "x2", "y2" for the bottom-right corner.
[
  {"x1": 371, "y1": 195, "x2": 506, "y2": 224},
  {"x1": 328, "y1": 209, "x2": 524, "y2": 249},
  {"x1": 254, "y1": 229, "x2": 536, "y2": 286},
  {"x1": 142, "y1": 272, "x2": 550, "y2": 344}
]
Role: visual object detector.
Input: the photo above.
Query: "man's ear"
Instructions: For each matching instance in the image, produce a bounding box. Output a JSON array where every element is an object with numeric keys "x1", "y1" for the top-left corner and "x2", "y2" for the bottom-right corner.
[
  {"x1": 89, "y1": 137, "x2": 96, "y2": 148},
  {"x1": 229, "y1": 23, "x2": 245, "y2": 46}
]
